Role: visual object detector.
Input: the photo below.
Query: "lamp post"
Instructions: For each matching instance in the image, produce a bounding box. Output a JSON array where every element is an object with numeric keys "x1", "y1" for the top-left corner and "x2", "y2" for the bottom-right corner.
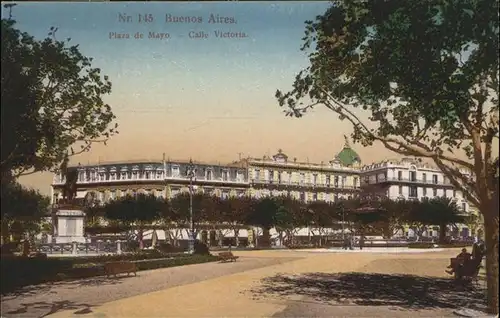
[
  {"x1": 341, "y1": 206, "x2": 345, "y2": 241},
  {"x1": 187, "y1": 159, "x2": 195, "y2": 254}
]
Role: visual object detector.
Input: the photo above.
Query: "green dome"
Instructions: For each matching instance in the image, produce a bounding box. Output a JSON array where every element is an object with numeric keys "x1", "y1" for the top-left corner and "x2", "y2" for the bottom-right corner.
[{"x1": 334, "y1": 136, "x2": 361, "y2": 166}]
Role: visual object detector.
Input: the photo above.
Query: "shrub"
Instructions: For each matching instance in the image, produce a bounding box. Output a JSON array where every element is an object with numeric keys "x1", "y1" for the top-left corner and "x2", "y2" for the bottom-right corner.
[
  {"x1": 156, "y1": 242, "x2": 185, "y2": 254},
  {"x1": 134, "y1": 254, "x2": 218, "y2": 271},
  {"x1": 408, "y1": 242, "x2": 472, "y2": 249},
  {"x1": 0, "y1": 242, "x2": 20, "y2": 255},
  {"x1": 64, "y1": 250, "x2": 183, "y2": 265},
  {"x1": 1, "y1": 257, "x2": 73, "y2": 294},
  {"x1": 408, "y1": 242, "x2": 435, "y2": 249},
  {"x1": 193, "y1": 240, "x2": 210, "y2": 255}
]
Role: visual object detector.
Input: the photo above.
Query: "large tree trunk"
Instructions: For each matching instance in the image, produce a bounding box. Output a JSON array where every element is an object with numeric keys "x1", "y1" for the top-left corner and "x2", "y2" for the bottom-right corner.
[
  {"x1": 483, "y1": 209, "x2": 499, "y2": 315},
  {"x1": 438, "y1": 224, "x2": 447, "y2": 244},
  {"x1": 138, "y1": 228, "x2": 144, "y2": 250},
  {"x1": 261, "y1": 227, "x2": 271, "y2": 248}
]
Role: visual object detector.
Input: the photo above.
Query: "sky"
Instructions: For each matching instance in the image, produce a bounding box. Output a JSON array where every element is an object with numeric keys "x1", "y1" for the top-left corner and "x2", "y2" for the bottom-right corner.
[{"x1": 5, "y1": 1, "x2": 405, "y2": 195}]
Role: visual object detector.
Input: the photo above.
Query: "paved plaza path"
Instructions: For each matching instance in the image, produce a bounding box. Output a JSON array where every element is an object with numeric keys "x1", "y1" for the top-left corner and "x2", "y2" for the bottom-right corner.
[{"x1": 1, "y1": 249, "x2": 490, "y2": 318}]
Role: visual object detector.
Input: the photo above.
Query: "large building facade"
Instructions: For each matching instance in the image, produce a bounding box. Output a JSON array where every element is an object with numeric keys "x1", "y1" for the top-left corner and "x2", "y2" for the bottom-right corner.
[
  {"x1": 51, "y1": 140, "x2": 363, "y2": 205},
  {"x1": 51, "y1": 159, "x2": 249, "y2": 204},
  {"x1": 50, "y1": 139, "x2": 478, "y2": 241},
  {"x1": 360, "y1": 158, "x2": 476, "y2": 238}
]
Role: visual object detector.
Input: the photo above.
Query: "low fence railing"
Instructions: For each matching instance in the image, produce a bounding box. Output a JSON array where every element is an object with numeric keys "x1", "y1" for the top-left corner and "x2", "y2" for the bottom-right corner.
[{"x1": 34, "y1": 241, "x2": 132, "y2": 255}]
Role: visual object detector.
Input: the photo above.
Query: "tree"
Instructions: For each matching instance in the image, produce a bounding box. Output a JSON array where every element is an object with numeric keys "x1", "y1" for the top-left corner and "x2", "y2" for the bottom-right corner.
[
  {"x1": 349, "y1": 202, "x2": 389, "y2": 237},
  {"x1": 378, "y1": 198, "x2": 407, "y2": 238},
  {"x1": 409, "y1": 197, "x2": 467, "y2": 243},
  {"x1": 219, "y1": 196, "x2": 252, "y2": 247},
  {"x1": 82, "y1": 191, "x2": 104, "y2": 227},
  {"x1": 278, "y1": 196, "x2": 307, "y2": 246},
  {"x1": 169, "y1": 192, "x2": 214, "y2": 243},
  {"x1": 102, "y1": 194, "x2": 164, "y2": 249},
  {"x1": 272, "y1": 196, "x2": 302, "y2": 246},
  {"x1": 276, "y1": 1, "x2": 498, "y2": 312},
  {"x1": 246, "y1": 197, "x2": 280, "y2": 247},
  {"x1": 159, "y1": 197, "x2": 182, "y2": 246},
  {"x1": 307, "y1": 200, "x2": 336, "y2": 246},
  {"x1": 1, "y1": 10, "x2": 118, "y2": 180},
  {"x1": 0, "y1": 181, "x2": 50, "y2": 244}
]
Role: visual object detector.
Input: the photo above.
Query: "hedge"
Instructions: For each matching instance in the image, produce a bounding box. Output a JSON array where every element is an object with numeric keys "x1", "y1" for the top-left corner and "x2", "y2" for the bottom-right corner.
[
  {"x1": 59, "y1": 250, "x2": 185, "y2": 265},
  {"x1": 1, "y1": 256, "x2": 73, "y2": 294},
  {"x1": 1, "y1": 254, "x2": 218, "y2": 294},
  {"x1": 408, "y1": 242, "x2": 472, "y2": 249}
]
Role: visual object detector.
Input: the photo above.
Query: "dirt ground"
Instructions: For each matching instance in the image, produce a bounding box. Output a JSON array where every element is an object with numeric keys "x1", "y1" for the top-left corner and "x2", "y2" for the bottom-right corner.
[{"x1": 1, "y1": 249, "x2": 490, "y2": 318}]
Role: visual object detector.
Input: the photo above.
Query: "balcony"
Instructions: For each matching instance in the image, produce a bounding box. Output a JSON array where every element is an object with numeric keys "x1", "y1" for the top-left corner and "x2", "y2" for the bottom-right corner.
[
  {"x1": 250, "y1": 179, "x2": 360, "y2": 191},
  {"x1": 53, "y1": 174, "x2": 248, "y2": 186},
  {"x1": 361, "y1": 176, "x2": 454, "y2": 187}
]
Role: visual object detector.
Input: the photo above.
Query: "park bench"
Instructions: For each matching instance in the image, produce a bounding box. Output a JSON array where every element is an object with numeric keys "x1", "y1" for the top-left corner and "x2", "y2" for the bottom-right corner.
[
  {"x1": 451, "y1": 253, "x2": 484, "y2": 286},
  {"x1": 104, "y1": 261, "x2": 137, "y2": 278},
  {"x1": 218, "y1": 251, "x2": 239, "y2": 263}
]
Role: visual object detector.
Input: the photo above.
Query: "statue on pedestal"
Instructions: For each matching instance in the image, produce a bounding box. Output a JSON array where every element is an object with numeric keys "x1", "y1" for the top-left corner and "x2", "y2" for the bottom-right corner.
[
  {"x1": 59, "y1": 153, "x2": 79, "y2": 207},
  {"x1": 52, "y1": 153, "x2": 86, "y2": 244}
]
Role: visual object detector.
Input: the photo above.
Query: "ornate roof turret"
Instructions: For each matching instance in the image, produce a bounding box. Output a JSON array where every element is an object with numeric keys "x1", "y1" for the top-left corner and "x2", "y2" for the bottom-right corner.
[
  {"x1": 272, "y1": 149, "x2": 288, "y2": 163},
  {"x1": 333, "y1": 135, "x2": 361, "y2": 167}
]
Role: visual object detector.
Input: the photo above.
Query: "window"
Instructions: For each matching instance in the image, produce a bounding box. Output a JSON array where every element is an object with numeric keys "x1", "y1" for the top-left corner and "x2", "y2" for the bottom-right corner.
[
  {"x1": 341, "y1": 176, "x2": 346, "y2": 187},
  {"x1": 145, "y1": 171, "x2": 151, "y2": 179},
  {"x1": 409, "y1": 171, "x2": 416, "y2": 182},
  {"x1": 207, "y1": 169, "x2": 213, "y2": 180},
  {"x1": 409, "y1": 186, "x2": 417, "y2": 198},
  {"x1": 398, "y1": 186, "x2": 403, "y2": 195},
  {"x1": 268, "y1": 170, "x2": 274, "y2": 182},
  {"x1": 453, "y1": 190, "x2": 456, "y2": 197},
  {"x1": 300, "y1": 173, "x2": 305, "y2": 184},
  {"x1": 334, "y1": 176, "x2": 339, "y2": 187},
  {"x1": 398, "y1": 171, "x2": 403, "y2": 180},
  {"x1": 433, "y1": 188, "x2": 437, "y2": 196},
  {"x1": 278, "y1": 171, "x2": 282, "y2": 183},
  {"x1": 353, "y1": 177, "x2": 358, "y2": 188},
  {"x1": 326, "y1": 176, "x2": 331, "y2": 186},
  {"x1": 236, "y1": 170, "x2": 243, "y2": 182},
  {"x1": 313, "y1": 174, "x2": 317, "y2": 185},
  {"x1": 422, "y1": 173, "x2": 427, "y2": 182},
  {"x1": 462, "y1": 202, "x2": 466, "y2": 211},
  {"x1": 172, "y1": 166, "x2": 180, "y2": 177},
  {"x1": 443, "y1": 190, "x2": 447, "y2": 198},
  {"x1": 312, "y1": 193, "x2": 318, "y2": 201},
  {"x1": 432, "y1": 174, "x2": 438, "y2": 184},
  {"x1": 254, "y1": 169, "x2": 260, "y2": 181},
  {"x1": 222, "y1": 170, "x2": 228, "y2": 181},
  {"x1": 171, "y1": 188, "x2": 180, "y2": 197},
  {"x1": 423, "y1": 188, "x2": 427, "y2": 196},
  {"x1": 299, "y1": 192, "x2": 305, "y2": 201}
]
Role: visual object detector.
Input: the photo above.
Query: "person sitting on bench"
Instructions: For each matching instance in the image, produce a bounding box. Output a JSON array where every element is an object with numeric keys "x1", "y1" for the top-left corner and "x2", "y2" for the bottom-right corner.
[
  {"x1": 472, "y1": 240, "x2": 485, "y2": 261},
  {"x1": 446, "y1": 248, "x2": 472, "y2": 275}
]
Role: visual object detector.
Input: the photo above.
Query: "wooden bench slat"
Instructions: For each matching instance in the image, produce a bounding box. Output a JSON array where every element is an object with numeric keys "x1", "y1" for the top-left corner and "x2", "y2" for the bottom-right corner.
[
  {"x1": 104, "y1": 261, "x2": 137, "y2": 277},
  {"x1": 218, "y1": 251, "x2": 239, "y2": 262}
]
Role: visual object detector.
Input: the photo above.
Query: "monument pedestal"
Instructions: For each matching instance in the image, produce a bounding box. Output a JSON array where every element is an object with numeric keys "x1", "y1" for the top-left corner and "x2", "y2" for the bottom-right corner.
[{"x1": 54, "y1": 209, "x2": 86, "y2": 244}]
